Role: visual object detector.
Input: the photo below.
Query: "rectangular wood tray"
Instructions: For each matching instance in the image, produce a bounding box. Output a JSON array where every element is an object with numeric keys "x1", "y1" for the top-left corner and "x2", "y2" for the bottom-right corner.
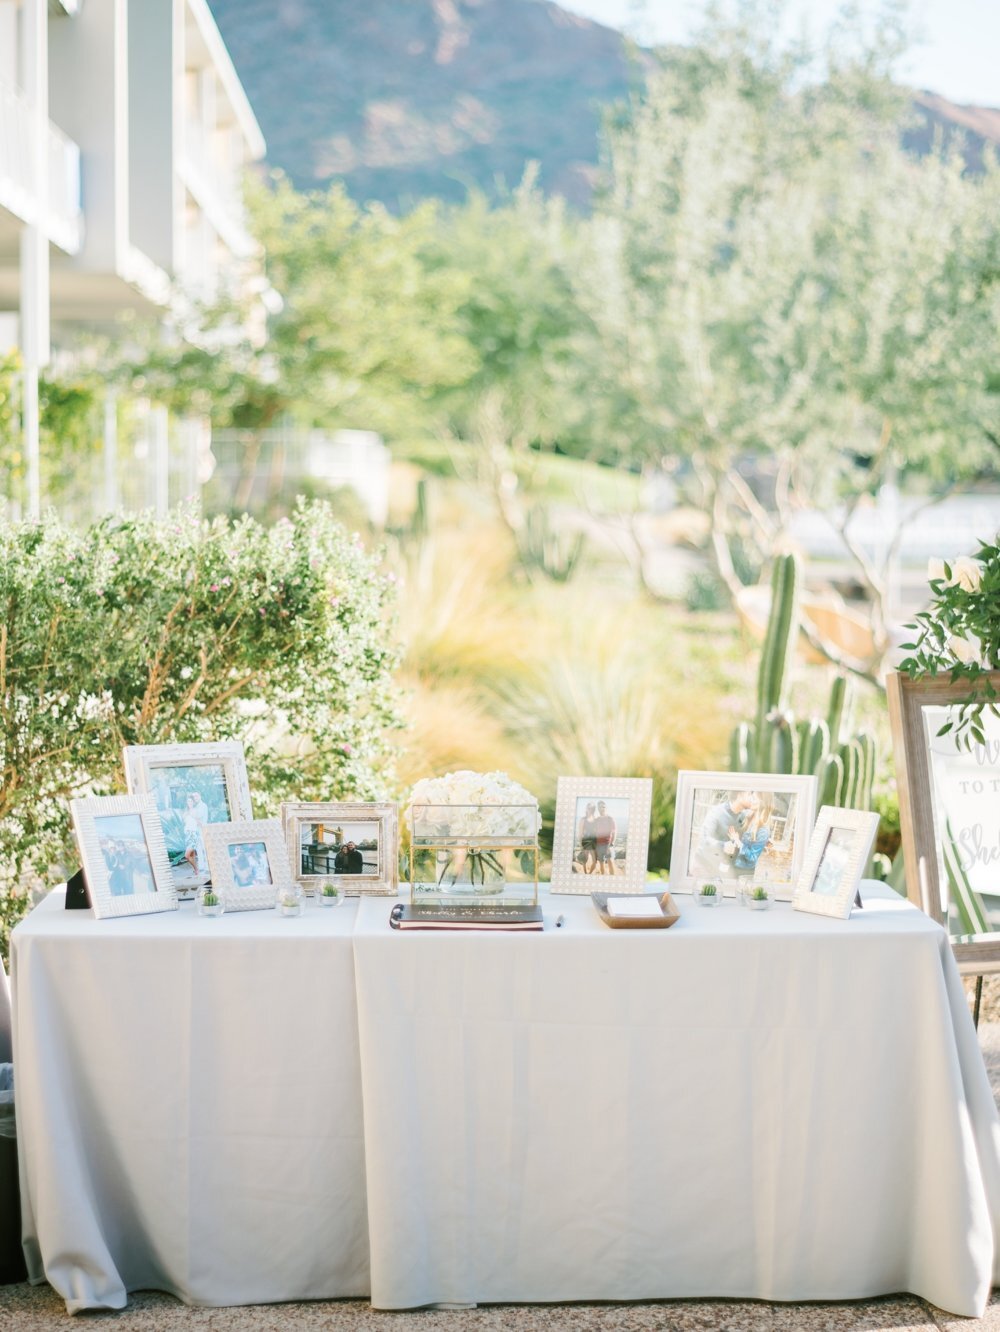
[{"x1": 591, "y1": 891, "x2": 680, "y2": 929}]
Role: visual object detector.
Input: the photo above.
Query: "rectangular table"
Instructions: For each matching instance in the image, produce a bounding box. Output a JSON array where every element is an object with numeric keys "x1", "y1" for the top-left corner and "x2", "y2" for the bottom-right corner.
[
  {"x1": 12, "y1": 891, "x2": 370, "y2": 1313},
  {"x1": 352, "y1": 885, "x2": 1000, "y2": 1317},
  {"x1": 11, "y1": 883, "x2": 1000, "y2": 1316}
]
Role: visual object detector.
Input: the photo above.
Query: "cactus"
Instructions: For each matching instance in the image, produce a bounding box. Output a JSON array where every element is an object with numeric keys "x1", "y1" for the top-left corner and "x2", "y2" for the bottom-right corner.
[
  {"x1": 730, "y1": 553, "x2": 877, "y2": 811},
  {"x1": 753, "y1": 553, "x2": 800, "y2": 766},
  {"x1": 516, "y1": 505, "x2": 585, "y2": 583}
]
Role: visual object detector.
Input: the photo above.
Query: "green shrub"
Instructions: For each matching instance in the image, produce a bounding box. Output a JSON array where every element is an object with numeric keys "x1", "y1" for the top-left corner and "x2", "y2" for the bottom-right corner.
[{"x1": 0, "y1": 500, "x2": 400, "y2": 954}]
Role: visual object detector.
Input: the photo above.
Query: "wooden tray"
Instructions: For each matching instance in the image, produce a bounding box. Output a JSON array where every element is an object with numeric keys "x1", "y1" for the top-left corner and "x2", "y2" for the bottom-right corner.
[{"x1": 591, "y1": 891, "x2": 681, "y2": 929}]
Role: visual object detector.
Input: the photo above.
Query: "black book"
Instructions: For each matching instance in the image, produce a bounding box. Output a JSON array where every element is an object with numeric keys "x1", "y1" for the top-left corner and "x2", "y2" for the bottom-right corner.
[{"x1": 390, "y1": 903, "x2": 544, "y2": 931}]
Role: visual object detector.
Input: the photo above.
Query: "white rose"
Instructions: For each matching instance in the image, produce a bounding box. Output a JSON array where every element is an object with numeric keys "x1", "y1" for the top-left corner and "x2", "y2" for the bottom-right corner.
[
  {"x1": 950, "y1": 556, "x2": 984, "y2": 593},
  {"x1": 927, "y1": 558, "x2": 947, "y2": 583},
  {"x1": 949, "y1": 632, "x2": 982, "y2": 666}
]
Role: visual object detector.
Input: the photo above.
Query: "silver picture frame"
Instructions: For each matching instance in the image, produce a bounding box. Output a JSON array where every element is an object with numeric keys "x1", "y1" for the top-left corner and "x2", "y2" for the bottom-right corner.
[
  {"x1": 670, "y1": 770, "x2": 818, "y2": 899},
  {"x1": 123, "y1": 741, "x2": 253, "y2": 895},
  {"x1": 550, "y1": 776, "x2": 653, "y2": 895},
  {"x1": 281, "y1": 801, "x2": 399, "y2": 897},
  {"x1": 70, "y1": 794, "x2": 178, "y2": 920}
]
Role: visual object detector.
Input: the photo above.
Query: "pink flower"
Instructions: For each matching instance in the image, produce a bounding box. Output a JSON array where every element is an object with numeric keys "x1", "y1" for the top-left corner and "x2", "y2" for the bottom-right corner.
[
  {"x1": 341, "y1": 744, "x2": 353, "y2": 756},
  {"x1": 209, "y1": 584, "x2": 219, "y2": 592}
]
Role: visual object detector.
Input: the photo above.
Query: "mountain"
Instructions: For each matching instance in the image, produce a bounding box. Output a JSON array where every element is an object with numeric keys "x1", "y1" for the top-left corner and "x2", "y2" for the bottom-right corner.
[
  {"x1": 207, "y1": 0, "x2": 637, "y2": 209},
  {"x1": 906, "y1": 92, "x2": 1000, "y2": 173},
  {"x1": 207, "y1": 0, "x2": 1000, "y2": 209}
]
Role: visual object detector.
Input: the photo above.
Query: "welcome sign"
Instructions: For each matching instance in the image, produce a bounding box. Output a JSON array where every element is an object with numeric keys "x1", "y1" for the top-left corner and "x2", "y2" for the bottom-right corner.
[{"x1": 924, "y1": 706, "x2": 1000, "y2": 897}]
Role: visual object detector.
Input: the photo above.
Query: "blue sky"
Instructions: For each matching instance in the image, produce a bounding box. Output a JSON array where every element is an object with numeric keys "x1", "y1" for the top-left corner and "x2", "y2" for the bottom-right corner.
[{"x1": 559, "y1": 0, "x2": 1000, "y2": 107}]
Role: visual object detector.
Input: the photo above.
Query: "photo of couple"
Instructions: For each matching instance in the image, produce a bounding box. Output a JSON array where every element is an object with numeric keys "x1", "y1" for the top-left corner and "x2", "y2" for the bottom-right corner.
[
  {"x1": 572, "y1": 796, "x2": 630, "y2": 875},
  {"x1": 227, "y1": 840, "x2": 273, "y2": 888},
  {"x1": 812, "y1": 826, "x2": 854, "y2": 897},
  {"x1": 688, "y1": 788, "x2": 796, "y2": 884},
  {"x1": 149, "y1": 763, "x2": 232, "y2": 889},
  {"x1": 299, "y1": 821, "x2": 380, "y2": 877},
  {"x1": 95, "y1": 814, "x2": 156, "y2": 897}
]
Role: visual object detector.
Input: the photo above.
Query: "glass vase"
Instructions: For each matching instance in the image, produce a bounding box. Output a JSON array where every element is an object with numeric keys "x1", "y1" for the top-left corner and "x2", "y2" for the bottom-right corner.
[
  {"x1": 317, "y1": 884, "x2": 344, "y2": 907},
  {"x1": 408, "y1": 803, "x2": 539, "y2": 906},
  {"x1": 276, "y1": 884, "x2": 304, "y2": 918}
]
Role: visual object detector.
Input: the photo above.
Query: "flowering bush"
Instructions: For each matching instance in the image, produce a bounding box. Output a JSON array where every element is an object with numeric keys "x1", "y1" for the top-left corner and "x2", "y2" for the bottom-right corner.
[
  {"x1": 408, "y1": 770, "x2": 541, "y2": 841},
  {"x1": 0, "y1": 500, "x2": 400, "y2": 956},
  {"x1": 899, "y1": 539, "x2": 1000, "y2": 748}
]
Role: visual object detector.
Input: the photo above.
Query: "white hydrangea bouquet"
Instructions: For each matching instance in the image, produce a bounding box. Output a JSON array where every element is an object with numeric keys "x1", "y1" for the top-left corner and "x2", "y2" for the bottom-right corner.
[
  {"x1": 408, "y1": 770, "x2": 541, "y2": 892},
  {"x1": 899, "y1": 542, "x2": 1000, "y2": 749}
]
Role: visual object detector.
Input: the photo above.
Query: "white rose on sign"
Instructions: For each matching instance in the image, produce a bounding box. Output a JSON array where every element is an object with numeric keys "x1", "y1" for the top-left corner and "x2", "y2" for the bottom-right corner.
[{"x1": 928, "y1": 556, "x2": 984, "y2": 594}]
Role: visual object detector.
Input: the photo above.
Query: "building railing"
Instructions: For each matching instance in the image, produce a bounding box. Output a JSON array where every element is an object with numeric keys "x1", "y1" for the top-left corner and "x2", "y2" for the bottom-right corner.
[
  {"x1": 0, "y1": 75, "x2": 82, "y2": 253},
  {"x1": 180, "y1": 118, "x2": 253, "y2": 258}
]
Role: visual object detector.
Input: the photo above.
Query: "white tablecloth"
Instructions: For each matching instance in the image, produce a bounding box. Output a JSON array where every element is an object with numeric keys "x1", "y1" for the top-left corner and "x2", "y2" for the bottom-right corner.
[
  {"x1": 12, "y1": 891, "x2": 369, "y2": 1313},
  {"x1": 352, "y1": 884, "x2": 1000, "y2": 1317}
]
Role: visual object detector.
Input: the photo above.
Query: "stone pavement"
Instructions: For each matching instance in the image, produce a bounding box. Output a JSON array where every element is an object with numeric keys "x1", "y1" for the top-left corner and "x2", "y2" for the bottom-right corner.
[{"x1": 5, "y1": 1020, "x2": 1000, "y2": 1331}]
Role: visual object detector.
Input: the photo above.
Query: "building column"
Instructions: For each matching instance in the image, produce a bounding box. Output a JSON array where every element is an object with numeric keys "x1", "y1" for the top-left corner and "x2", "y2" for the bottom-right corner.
[{"x1": 20, "y1": 0, "x2": 50, "y2": 519}]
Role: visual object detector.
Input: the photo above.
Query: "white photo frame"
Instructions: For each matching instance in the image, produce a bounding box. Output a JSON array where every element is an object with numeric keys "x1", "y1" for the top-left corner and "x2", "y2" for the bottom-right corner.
[
  {"x1": 281, "y1": 801, "x2": 399, "y2": 897},
  {"x1": 203, "y1": 819, "x2": 291, "y2": 913},
  {"x1": 793, "y1": 806, "x2": 880, "y2": 920},
  {"x1": 123, "y1": 742, "x2": 253, "y2": 895},
  {"x1": 70, "y1": 794, "x2": 178, "y2": 920},
  {"x1": 550, "y1": 776, "x2": 653, "y2": 895},
  {"x1": 670, "y1": 771, "x2": 818, "y2": 899}
]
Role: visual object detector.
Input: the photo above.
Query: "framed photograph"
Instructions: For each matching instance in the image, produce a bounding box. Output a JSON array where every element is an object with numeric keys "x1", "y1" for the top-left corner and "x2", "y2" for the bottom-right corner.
[
  {"x1": 69, "y1": 794, "x2": 178, "y2": 920},
  {"x1": 670, "y1": 771, "x2": 818, "y2": 898},
  {"x1": 123, "y1": 742, "x2": 253, "y2": 895},
  {"x1": 550, "y1": 777, "x2": 653, "y2": 895},
  {"x1": 792, "y1": 806, "x2": 880, "y2": 920},
  {"x1": 281, "y1": 801, "x2": 399, "y2": 897},
  {"x1": 203, "y1": 819, "x2": 290, "y2": 912}
]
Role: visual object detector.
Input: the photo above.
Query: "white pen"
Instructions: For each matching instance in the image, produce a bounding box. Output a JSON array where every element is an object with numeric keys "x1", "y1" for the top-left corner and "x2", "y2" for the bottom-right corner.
[{"x1": 555, "y1": 914, "x2": 566, "y2": 929}]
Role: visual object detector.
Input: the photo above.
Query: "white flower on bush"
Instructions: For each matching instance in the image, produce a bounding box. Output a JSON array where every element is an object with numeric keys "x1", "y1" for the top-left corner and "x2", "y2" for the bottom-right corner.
[
  {"x1": 409, "y1": 769, "x2": 541, "y2": 840},
  {"x1": 928, "y1": 555, "x2": 984, "y2": 593}
]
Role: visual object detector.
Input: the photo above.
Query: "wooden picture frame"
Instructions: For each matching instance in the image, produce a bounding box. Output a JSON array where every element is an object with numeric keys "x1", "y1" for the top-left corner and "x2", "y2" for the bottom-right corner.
[
  {"x1": 70, "y1": 794, "x2": 178, "y2": 920},
  {"x1": 887, "y1": 670, "x2": 1000, "y2": 934},
  {"x1": 281, "y1": 801, "x2": 399, "y2": 897},
  {"x1": 550, "y1": 776, "x2": 652, "y2": 895},
  {"x1": 669, "y1": 770, "x2": 817, "y2": 898},
  {"x1": 793, "y1": 806, "x2": 880, "y2": 920},
  {"x1": 123, "y1": 742, "x2": 253, "y2": 896},
  {"x1": 203, "y1": 819, "x2": 291, "y2": 913}
]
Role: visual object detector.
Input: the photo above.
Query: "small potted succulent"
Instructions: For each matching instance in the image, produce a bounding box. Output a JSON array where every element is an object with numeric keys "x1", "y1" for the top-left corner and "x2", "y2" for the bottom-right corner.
[
  {"x1": 746, "y1": 885, "x2": 771, "y2": 911},
  {"x1": 696, "y1": 881, "x2": 722, "y2": 907},
  {"x1": 196, "y1": 885, "x2": 225, "y2": 918},
  {"x1": 318, "y1": 883, "x2": 344, "y2": 907},
  {"x1": 276, "y1": 884, "x2": 304, "y2": 918}
]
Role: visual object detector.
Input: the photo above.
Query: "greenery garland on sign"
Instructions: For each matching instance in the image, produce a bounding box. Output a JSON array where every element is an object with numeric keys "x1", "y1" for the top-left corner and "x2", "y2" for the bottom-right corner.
[{"x1": 898, "y1": 540, "x2": 1000, "y2": 749}]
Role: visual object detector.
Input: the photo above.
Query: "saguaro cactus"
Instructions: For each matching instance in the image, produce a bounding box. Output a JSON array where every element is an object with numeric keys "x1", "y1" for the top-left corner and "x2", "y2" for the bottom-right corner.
[{"x1": 732, "y1": 554, "x2": 876, "y2": 810}]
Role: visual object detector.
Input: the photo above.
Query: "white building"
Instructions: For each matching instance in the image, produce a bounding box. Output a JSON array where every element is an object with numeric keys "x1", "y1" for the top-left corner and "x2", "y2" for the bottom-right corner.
[{"x1": 0, "y1": 0, "x2": 266, "y2": 515}]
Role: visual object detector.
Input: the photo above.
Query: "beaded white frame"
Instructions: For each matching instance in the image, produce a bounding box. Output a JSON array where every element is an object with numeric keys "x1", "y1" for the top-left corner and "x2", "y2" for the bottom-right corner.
[
  {"x1": 550, "y1": 776, "x2": 653, "y2": 895},
  {"x1": 203, "y1": 819, "x2": 291, "y2": 913}
]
